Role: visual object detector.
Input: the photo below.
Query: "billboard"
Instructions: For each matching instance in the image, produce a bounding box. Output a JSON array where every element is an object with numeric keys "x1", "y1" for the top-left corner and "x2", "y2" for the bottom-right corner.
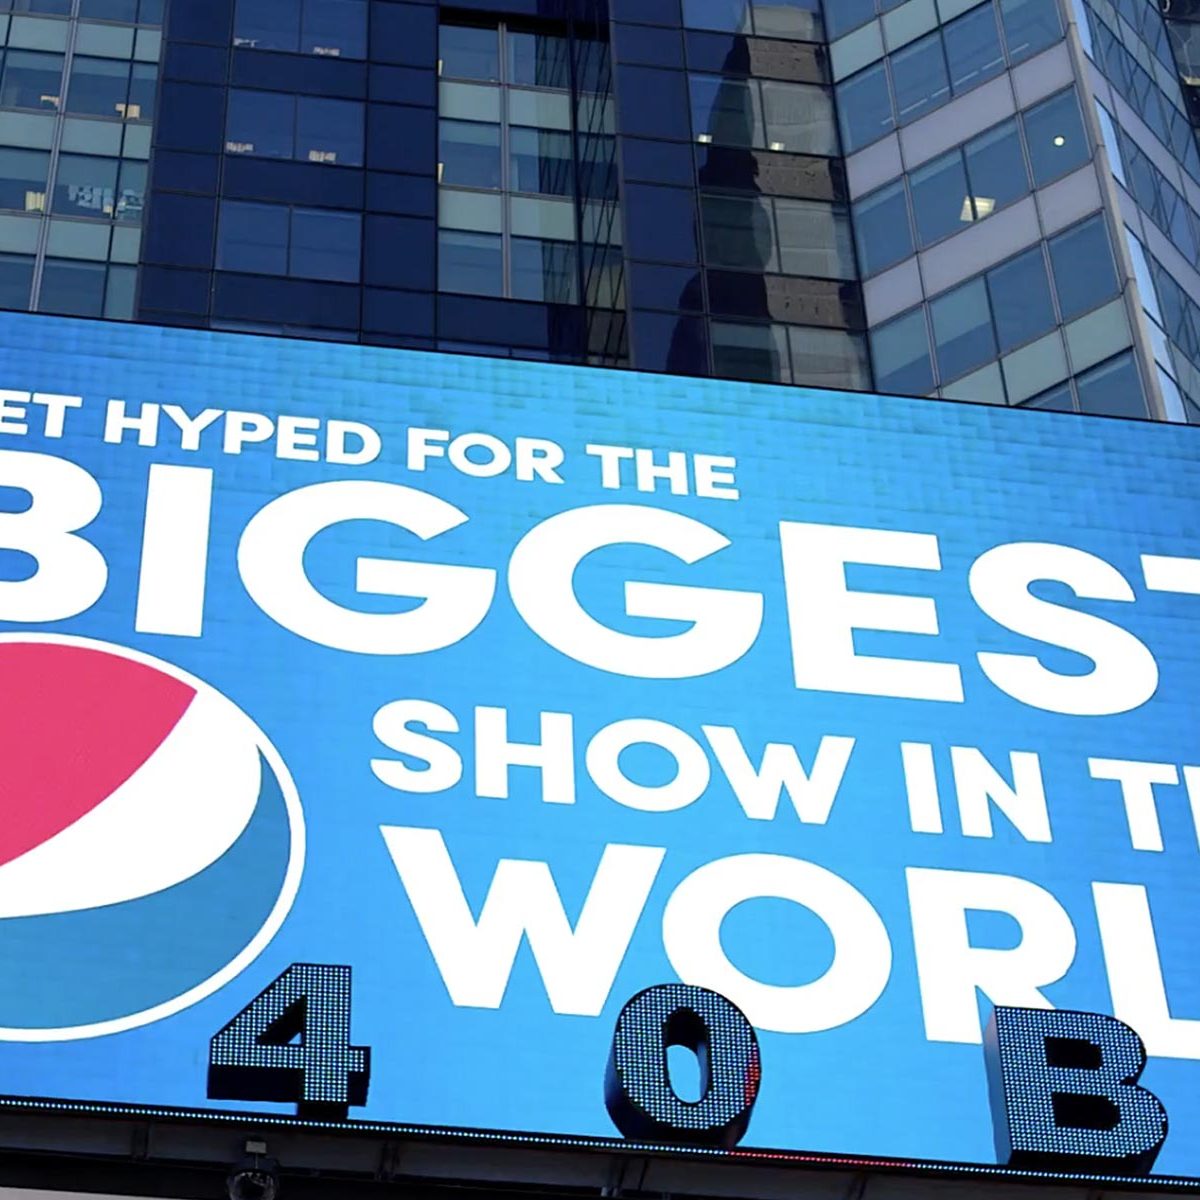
[{"x1": 1, "y1": 310, "x2": 1199, "y2": 1181}]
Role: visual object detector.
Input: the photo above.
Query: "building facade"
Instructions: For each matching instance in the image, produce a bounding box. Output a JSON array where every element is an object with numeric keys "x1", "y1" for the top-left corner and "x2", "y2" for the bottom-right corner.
[{"x1": 0, "y1": 0, "x2": 1194, "y2": 416}]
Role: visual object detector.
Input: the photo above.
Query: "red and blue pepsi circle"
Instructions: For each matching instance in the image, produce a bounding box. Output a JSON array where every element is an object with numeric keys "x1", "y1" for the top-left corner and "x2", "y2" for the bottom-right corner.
[{"x1": 0, "y1": 633, "x2": 305, "y2": 1040}]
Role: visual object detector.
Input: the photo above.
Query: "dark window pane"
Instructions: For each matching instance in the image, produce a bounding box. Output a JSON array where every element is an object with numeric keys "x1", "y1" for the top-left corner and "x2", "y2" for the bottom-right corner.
[
  {"x1": 53, "y1": 153, "x2": 119, "y2": 219},
  {"x1": 702, "y1": 193, "x2": 774, "y2": 270},
  {"x1": 117, "y1": 158, "x2": 146, "y2": 222},
  {"x1": 138, "y1": 0, "x2": 164, "y2": 22},
  {"x1": 104, "y1": 263, "x2": 136, "y2": 318},
  {"x1": 289, "y1": 207, "x2": 360, "y2": 280},
  {"x1": 854, "y1": 179, "x2": 912, "y2": 275},
  {"x1": 837, "y1": 62, "x2": 893, "y2": 153},
  {"x1": 509, "y1": 126, "x2": 574, "y2": 196},
  {"x1": 689, "y1": 73, "x2": 764, "y2": 149},
  {"x1": 1048, "y1": 215, "x2": 1119, "y2": 321},
  {"x1": 763, "y1": 79, "x2": 836, "y2": 156},
  {"x1": 1076, "y1": 351, "x2": 1148, "y2": 418},
  {"x1": 891, "y1": 32, "x2": 950, "y2": 124},
  {"x1": 218, "y1": 199, "x2": 288, "y2": 273},
  {"x1": 66, "y1": 56, "x2": 129, "y2": 117},
  {"x1": 789, "y1": 326, "x2": 869, "y2": 389},
  {"x1": 1024, "y1": 88, "x2": 1088, "y2": 185},
  {"x1": 0, "y1": 253, "x2": 33, "y2": 309},
  {"x1": 873, "y1": 307, "x2": 934, "y2": 395},
  {"x1": 824, "y1": 0, "x2": 874, "y2": 40},
  {"x1": 1020, "y1": 381, "x2": 1075, "y2": 411},
  {"x1": 8, "y1": 0, "x2": 70, "y2": 12},
  {"x1": 683, "y1": 0, "x2": 751, "y2": 33},
  {"x1": 712, "y1": 320, "x2": 791, "y2": 382},
  {"x1": 963, "y1": 119, "x2": 1028, "y2": 215},
  {"x1": 80, "y1": 0, "x2": 138, "y2": 19},
  {"x1": 986, "y1": 246, "x2": 1055, "y2": 352},
  {"x1": 438, "y1": 228, "x2": 503, "y2": 295},
  {"x1": 999, "y1": 0, "x2": 1063, "y2": 63},
  {"x1": 438, "y1": 119, "x2": 501, "y2": 188},
  {"x1": 38, "y1": 259, "x2": 107, "y2": 317},
  {"x1": 128, "y1": 61, "x2": 156, "y2": 119},
  {"x1": 508, "y1": 29, "x2": 570, "y2": 89},
  {"x1": 0, "y1": 148, "x2": 48, "y2": 213},
  {"x1": 1, "y1": 51, "x2": 64, "y2": 110},
  {"x1": 775, "y1": 197, "x2": 855, "y2": 279},
  {"x1": 944, "y1": 3, "x2": 1004, "y2": 95},
  {"x1": 439, "y1": 23, "x2": 499, "y2": 81},
  {"x1": 226, "y1": 88, "x2": 294, "y2": 157},
  {"x1": 234, "y1": 0, "x2": 300, "y2": 51},
  {"x1": 511, "y1": 236, "x2": 578, "y2": 302},
  {"x1": 296, "y1": 95, "x2": 363, "y2": 165},
  {"x1": 930, "y1": 277, "x2": 996, "y2": 380},
  {"x1": 910, "y1": 151, "x2": 972, "y2": 246},
  {"x1": 302, "y1": 0, "x2": 366, "y2": 58}
]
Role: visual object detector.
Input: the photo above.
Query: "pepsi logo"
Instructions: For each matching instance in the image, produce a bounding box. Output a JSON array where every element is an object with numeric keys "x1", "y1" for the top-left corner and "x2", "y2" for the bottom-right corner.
[{"x1": 0, "y1": 634, "x2": 304, "y2": 1041}]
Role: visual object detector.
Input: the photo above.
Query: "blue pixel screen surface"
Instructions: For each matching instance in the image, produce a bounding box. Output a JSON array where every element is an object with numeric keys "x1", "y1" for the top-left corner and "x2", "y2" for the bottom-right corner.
[{"x1": 1, "y1": 311, "x2": 1200, "y2": 1178}]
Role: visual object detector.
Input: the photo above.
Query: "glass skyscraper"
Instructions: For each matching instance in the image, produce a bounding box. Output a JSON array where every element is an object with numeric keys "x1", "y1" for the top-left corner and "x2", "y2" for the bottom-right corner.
[{"x1": 0, "y1": 0, "x2": 1194, "y2": 419}]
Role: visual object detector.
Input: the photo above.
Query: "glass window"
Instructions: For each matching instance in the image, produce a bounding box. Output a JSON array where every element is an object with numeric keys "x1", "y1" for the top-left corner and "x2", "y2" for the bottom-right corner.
[
  {"x1": 0, "y1": 148, "x2": 48, "y2": 213},
  {"x1": 1048, "y1": 215, "x2": 1119, "y2": 321},
  {"x1": 1023, "y1": 89, "x2": 1088, "y2": 185},
  {"x1": 1076, "y1": 351, "x2": 1147, "y2": 418},
  {"x1": 762, "y1": 80, "x2": 837, "y2": 156},
  {"x1": 999, "y1": 0, "x2": 1063, "y2": 63},
  {"x1": 296, "y1": 95, "x2": 362, "y2": 166},
  {"x1": 683, "y1": 0, "x2": 753, "y2": 34},
  {"x1": 234, "y1": 0, "x2": 300, "y2": 51},
  {"x1": 509, "y1": 127, "x2": 574, "y2": 196},
  {"x1": 80, "y1": 0, "x2": 138, "y2": 19},
  {"x1": 289, "y1": 208, "x2": 359, "y2": 281},
  {"x1": 711, "y1": 320, "x2": 791, "y2": 383},
  {"x1": 38, "y1": 259, "x2": 106, "y2": 317},
  {"x1": 986, "y1": 247, "x2": 1055, "y2": 353},
  {"x1": 301, "y1": 0, "x2": 366, "y2": 58},
  {"x1": 439, "y1": 80, "x2": 502, "y2": 123},
  {"x1": 6, "y1": 0, "x2": 70, "y2": 12},
  {"x1": 944, "y1": 3, "x2": 1004, "y2": 95},
  {"x1": 689, "y1": 73, "x2": 765, "y2": 149},
  {"x1": 438, "y1": 229, "x2": 503, "y2": 295},
  {"x1": 66, "y1": 57, "x2": 128, "y2": 118},
  {"x1": 702, "y1": 193, "x2": 776, "y2": 272},
  {"x1": 910, "y1": 151, "x2": 972, "y2": 247},
  {"x1": 823, "y1": 0, "x2": 874, "y2": 40},
  {"x1": 854, "y1": 180, "x2": 912, "y2": 276},
  {"x1": 789, "y1": 326, "x2": 870, "y2": 389},
  {"x1": 0, "y1": 253, "x2": 32, "y2": 309},
  {"x1": 1020, "y1": 381, "x2": 1075, "y2": 411},
  {"x1": 931, "y1": 278, "x2": 996, "y2": 380},
  {"x1": 226, "y1": 88, "x2": 294, "y2": 158},
  {"x1": 752, "y1": 0, "x2": 823, "y2": 42},
  {"x1": 507, "y1": 29, "x2": 570, "y2": 89},
  {"x1": 774, "y1": 198, "x2": 855, "y2": 279},
  {"x1": 890, "y1": 32, "x2": 950, "y2": 124},
  {"x1": 872, "y1": 308, "x2": 935, "y2": 395},
  {"x1": 218, "y1": 199, "x2": 288, "y2": 275},
  {"x1": 116, "y1": 158, "x2": 145, "y2": 222},
  {"x1": 53, "y1": 153, "x2": 118, "y2": 219},
  {"x1": 439, "y1": 23, "x2": 500, "y2": 81},
  {"x1": 127, "y1": 61, "x2": 155, "y2": 119},
  {"x1": 511, "y1": 236, "x2": 578, "y2": 303},
  {"x1": 0, "y1": 50, "x2": 63, "y2": 109},
  {"x1": 104, "y1": 263, "x2": 136, "y2": 319},
  {"x1": 1094, "y1": 102, "x2": 1124, "y2": 184},
  {"x1": 507, "y1": 87, "x2": 571, "y2": 130},
  {"x1": 963, "y1": 119, "x2": 1028, "y2": 217},
  {"x1": 439, "y1": 120, "x2": 502, "y2": 189},
  {"x1": 837, "y1": 62, "x2": 893, "y2": 153}
]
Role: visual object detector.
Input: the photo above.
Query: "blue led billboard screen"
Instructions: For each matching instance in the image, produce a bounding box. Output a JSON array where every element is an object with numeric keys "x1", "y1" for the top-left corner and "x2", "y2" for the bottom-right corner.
[{"x1": 1, "y1": 312, "x2": 1200, "y2": 1179}]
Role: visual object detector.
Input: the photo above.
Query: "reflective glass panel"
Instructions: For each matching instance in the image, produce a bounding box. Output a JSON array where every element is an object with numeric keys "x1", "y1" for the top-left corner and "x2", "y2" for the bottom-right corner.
[
  {"x1": 872, "y1": 307, "x2": 934, "y2": 395},
  {"x1": 53, "y1": 153, "x2": 118, "y2": 219},
  {"x1": 891, "y1": 32, "x2": 949, "y2": 124},
  {"x1": 439, "y1": 23, "x2": 500, "y2": 81},
  {"x1": 775, "y1": 198, "x2": 854, "y2": 279},
  {"x1": 854, "y1": 179, "x2": 912, "y2": 276},
  {"x1": 38, "y1": 259, "x2": 106, "y2": 317},
  {"x1": 762, "y1": 79, "x2": 836, "y2": 155},
  {"x1": 1023, "y1": 89, "x2": 1088, "y2": 185},
  {"x1": 999, "y1": 0, "x2": 1063, "y2": 63},
  {"x1": 1076, "y1": 351, "x2": 1147, "y2": 418},
  {"x1": 296, "y1": 96, "x2": 363, "y2": 165},
  {"x1": 301, "y1": 0, "x2": 366, "y2": 58},
  {"x1": 752, "y1": 0, "x2": 823, "y2": 42},
  {"x1": 711, "y1": 320, "x2": 791, "y2": 382},
  {"x1": 689, "y1": 73, "x2": 764, "y2": 149},
  {"x1": 438, "y1": 229, "x2": 503, "y2": 295},
  {"x1": 507, "y1": 29, "x2": 570, "y2": 89},
  {"x1": 289, "y1": 207, "x2": 360, "y2": 281},
  {"x1": 910, "y1": 151, "x2": 972, "y2": 246},
  {"x1": 0, "y1": 50, "x2": 63, "y2": 109},
  {"x1": 701, "y1": 193, "x2": 776, "y2": 271},
  {"x1": 438, "y1": 120, "x2": 502, "y2": 189},
  {"x1": 823, "y1": 0, "x2": 874, "y2": 39},
  {"x1": 986, "y1": 246, "x2": 1055, "y2": 353},
  {"x1": 127, "y1": 62, "x2": 155, "y2": 120},
  {"x1": 218, "y1": 199, "x2": 288, "y2": 274},
  {"x1": 789, "y1": 326, "x2": 870, "y2": 389},
  {"x1": 104, "y1": 263, "x2": 136, "y2": 319},
  {"x1": 0, "y1": 148, "x2": 48, "y2": 213},
  {"x1": 944, "y1": 2, "x2": 1004, "y2": 95},
  {"x1": 0, "y1": 252, "x2": 32, "y2": 308},
  {"x1": 1048, "y1": 215, "x2": 1119, "y2": 321},
  {"x1": 837, "y1": 62, "x2": 893, "y2": 153},
  {"x1": 963, "y1": 119, "x2": 1028, "y2": 216},
  {"x1": 509, "y1": 127, "x2": 574, "y2": 196},
  {"x1": 233, "y1": 0, "x2": 300, "y2": 51},
  {"x1": 116, "y1": 158, "x2": 145, "y2": 222},
  {"x1": 511, "y1": 235, "x2": 578, "y2": 303},
  {"x1": 66, "y1": 57, "x2": 128, "y2": 117},
  {"x1": 226, "y1": 88, "x2": 294, "y2": 158},
  {"x1": 682, "y1": 0, "x2": 753, "y2": 34},
  {"x1": 930, "y1": 278, "x2": 996, "y2": 380},
  {"x1": 80, "y1": 0, "x2": 138, "y2": 19}
]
